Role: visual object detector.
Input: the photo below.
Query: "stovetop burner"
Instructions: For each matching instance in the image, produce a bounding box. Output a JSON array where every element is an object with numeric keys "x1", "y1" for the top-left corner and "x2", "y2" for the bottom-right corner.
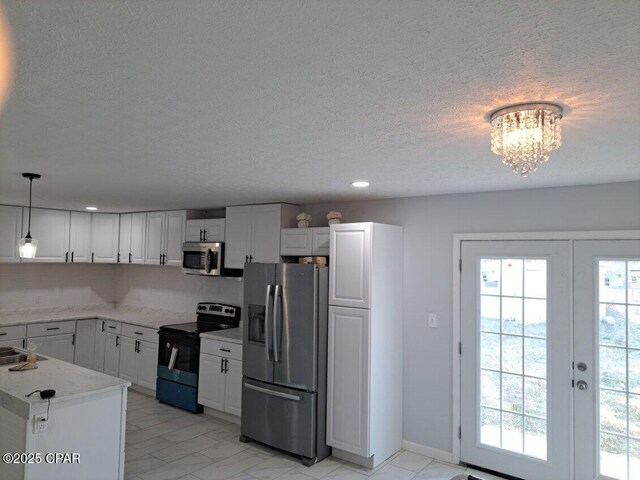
[{"x1": 158, "y1": 302, "x2": 240, "y2": 337}]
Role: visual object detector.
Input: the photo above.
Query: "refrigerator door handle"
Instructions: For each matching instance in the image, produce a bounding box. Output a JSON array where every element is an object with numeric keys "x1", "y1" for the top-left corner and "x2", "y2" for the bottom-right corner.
[
  {"x1": 273, "y1": 284, "x2": 281, "y2": 363},
  {"x1": 244, "y1": 382, "x2": 302, "y2": 401},
  {"x1": 265, "y1": 284, "x2": 273, "y2": 360}
]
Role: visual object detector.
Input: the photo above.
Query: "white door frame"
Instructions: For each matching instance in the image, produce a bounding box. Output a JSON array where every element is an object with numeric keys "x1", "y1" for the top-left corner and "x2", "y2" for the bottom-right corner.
[{"x1": 452, "y1": 230, "x2": 640, "y2": 468}]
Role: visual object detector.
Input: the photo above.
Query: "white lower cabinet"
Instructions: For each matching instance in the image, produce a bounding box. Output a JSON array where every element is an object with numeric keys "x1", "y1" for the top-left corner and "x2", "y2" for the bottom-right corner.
[
  {"x1": 103, "y1": 332, "x2": 121, "y2": 377},
  {"x1": 29, "y1": 333, "x2": 75, "y2": 363},
  {"x1": 74, "y1": 319, "x2": 96, "y2": 368},
  {"x1": 118, "y1": 324, "x2": 159, "y2": 391},
  {"x1": 0, "y1": 325, "x2": 26, "y2": 349},
  {"x1": 198, "y1": 339, "x2": 242, "y2": 416}
]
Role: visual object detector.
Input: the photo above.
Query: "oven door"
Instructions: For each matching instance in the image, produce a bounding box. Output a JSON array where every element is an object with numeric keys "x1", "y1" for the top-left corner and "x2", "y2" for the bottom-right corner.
[{"x1": 157, "y1": 331, "x2": 200, "y2": 387}]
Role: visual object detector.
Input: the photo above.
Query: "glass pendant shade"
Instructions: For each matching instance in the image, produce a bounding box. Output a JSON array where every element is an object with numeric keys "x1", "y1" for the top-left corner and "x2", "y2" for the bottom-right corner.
[
  {"x1": 19, "y1": 235, "x2": 37, "y2": 258},
  {"x1": 490, "y1": 103, "x2": 563, "y2": 177}
]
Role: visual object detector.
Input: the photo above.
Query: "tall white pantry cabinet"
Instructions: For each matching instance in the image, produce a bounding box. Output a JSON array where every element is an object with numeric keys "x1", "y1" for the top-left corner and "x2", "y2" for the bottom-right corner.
[{"x1": 326, "y1": 222, "x2": 403, "y2": 469}]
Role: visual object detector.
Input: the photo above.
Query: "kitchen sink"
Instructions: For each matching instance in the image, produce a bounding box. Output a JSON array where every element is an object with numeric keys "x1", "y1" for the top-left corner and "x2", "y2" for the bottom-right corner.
[{"x1": 0, "y1": 347, "x2": 47, "y2": 366}]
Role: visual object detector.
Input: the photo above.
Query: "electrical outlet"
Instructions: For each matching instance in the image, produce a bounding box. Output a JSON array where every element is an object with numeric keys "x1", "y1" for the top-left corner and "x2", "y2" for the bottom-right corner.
[
  {"x1": 428, "y1": 313, "x2": 438, "y2": 328},
  {"x1": 33, "y1": 415, "x2": 47, "y2": 434}
]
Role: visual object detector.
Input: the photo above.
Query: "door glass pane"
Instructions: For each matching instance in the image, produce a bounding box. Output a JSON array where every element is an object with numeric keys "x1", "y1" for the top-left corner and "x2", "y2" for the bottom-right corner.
[
  {"x1": 598, "y1": 259, "x2": 640, "y2": 480},
  {"x1": 478, "y1": 257, "x2": 548, "y2": 460}
]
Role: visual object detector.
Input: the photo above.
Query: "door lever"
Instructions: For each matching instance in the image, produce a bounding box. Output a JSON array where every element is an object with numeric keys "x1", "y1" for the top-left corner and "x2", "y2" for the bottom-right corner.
[
  {"x1": 273, "y1": 285, "x2": 280, "y2": 363},
  {"x1": 264, "y1": 284, "x2": 273, "y2": 360}
]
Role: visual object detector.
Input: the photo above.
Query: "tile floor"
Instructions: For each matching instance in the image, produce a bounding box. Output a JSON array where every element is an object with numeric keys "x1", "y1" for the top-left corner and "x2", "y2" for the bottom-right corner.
[{"x1": 125, "y1": 391, "x2": 505, "y2": 480}]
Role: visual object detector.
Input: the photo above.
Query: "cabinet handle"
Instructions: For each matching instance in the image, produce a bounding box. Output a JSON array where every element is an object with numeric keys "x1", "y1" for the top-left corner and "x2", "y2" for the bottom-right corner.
[
  {"x1": 46, "y1": 327, "x2": 60, "y2": 331},
  {"x1": 71, "y1": 251, "x2": 74, "y2": 262},
  {"x1": 65, "y1": 251, "x2": 69, "y2": 263},
  {"x1": 0, "y1": 332, "x2": 6, "y2": 336},
  {"x1": 135, "y1": 340, "x2": 139, "y2": 353},
  {"x1": 117, "y1": 253, "x2": 120, "y2": 263},
  {"x1": 129, "y1": 253, "x2": 132, "y2": 264},
  {"x1": 72, "y1": 333, "x2": 75, "y2": 345},
  {"x1": 200, "y1": 229, "x2": 203, "y2": 242},
  {"x1": 220, "y1": 359, "x2": 224, "y2": 373},
  {"x1": 134, "y1": 331, "x2": 143, "y2": 335},
  {"x1": 101, "y1": 321, "x2": 105, "y2": 332},
  {"x1": 219, "y1": 348, "x2": 231, "y2": 353},
  {"x1": 224, "y1": 358, "x2": 228, "y2": 373},
  {"x1": 249, "y1": 255, "x2": 253, "y2": 262},
  {"x1": 91, "y1": 252, "x2": 95, "y2": 263},
  {"x1": 203, "y1": 229, "x2": 207, "y2": 241},
  {"x1": 108, "y1": 325, "x2": 116, "y2": 330},
  {"x1": 116, "y1": 335, "x2": 119, "y2": 347},
  {"x1": 22, "y1": 339, "x2": 26, "y2": 348},
  {"x1": 245, "y1": 255, "x2": 248, "y2": 263}
]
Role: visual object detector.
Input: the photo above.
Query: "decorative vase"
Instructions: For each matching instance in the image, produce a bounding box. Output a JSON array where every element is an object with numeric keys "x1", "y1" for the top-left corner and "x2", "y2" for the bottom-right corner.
[
  {"x1": 298, "y1": 220, "x2": 310, "y2": 228},
  {"x1": 328, "y1": 219, "x2": 340, "y2": 225}
]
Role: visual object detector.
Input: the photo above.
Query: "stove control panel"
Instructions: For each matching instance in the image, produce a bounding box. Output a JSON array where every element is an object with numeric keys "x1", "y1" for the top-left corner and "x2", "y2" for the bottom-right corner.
[{"x1": 196, "y1": 302, "x2": 238, "y2": 318}]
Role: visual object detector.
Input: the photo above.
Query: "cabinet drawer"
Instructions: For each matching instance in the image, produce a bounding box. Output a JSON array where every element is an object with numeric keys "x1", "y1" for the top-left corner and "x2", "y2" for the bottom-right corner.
[
  {"x1": 104, "y1": 320, "x2": 121, "y2": 334},
  {"x1": 27, "y1": 320, "x2": 76, "y2": 338},
  {"x1": 201, "y1": 339, "x2": 243, "y2": 361},
  {"x1": 121, "y1": 323, "x2": 159, "y2": 344},
  {"x1": 0, "y1": 325, "x2": 27, "y2": 342}
]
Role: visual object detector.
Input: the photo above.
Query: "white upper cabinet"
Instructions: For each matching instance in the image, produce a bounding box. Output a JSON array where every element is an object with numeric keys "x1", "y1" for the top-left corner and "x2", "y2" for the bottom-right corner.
[
  {"x1": 145, "y1": 211, "x2": 186, "y2": 266},
  {"x1": 329, "y1": 223, "x2": 371, "y2": 309},
  {"x1": 118, "y1": 214, "x2": 132, "y2": 264},
  {"x1": 21, "y1": 208, "x2": 70, "y2": 263},
  {"x1": 130, "y1": 212, "x2": 147, "y2": 264},
  {"x1": 225, "y1": 204, "x2": 299, "y2": 269},
  {"x1": 145, "y1": 211, "x2": 165, "y2": 265},
  {"x1": 164, "y1": 211, "x2": 186, "y2": 266},
  {"x1": 280, "y1": 227, "x2": 330, "y2": 256},
  {"x1": 0, "y1": 205, "x2": 22, "y2": 262},
  {"x1": 91, "y1": 213, "x2": 119, "y2": 263},
  {"x1": 69, "y1": 211, "x2": 92, "y2": 263},
  {"x1": 186, "y1": 218, "x2": 225, "y2": 242}
]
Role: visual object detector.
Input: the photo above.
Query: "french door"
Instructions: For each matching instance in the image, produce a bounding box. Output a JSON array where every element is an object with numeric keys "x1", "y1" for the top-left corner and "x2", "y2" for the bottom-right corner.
[{"x1": 460, "y1": 239, "x2": 640, "y2": 480}]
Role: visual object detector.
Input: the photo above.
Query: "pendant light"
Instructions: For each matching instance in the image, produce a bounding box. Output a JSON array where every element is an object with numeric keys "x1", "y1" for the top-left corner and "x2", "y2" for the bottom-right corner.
[{"x1": 19, "y1": 173, "x2": 41, "y2": 258}]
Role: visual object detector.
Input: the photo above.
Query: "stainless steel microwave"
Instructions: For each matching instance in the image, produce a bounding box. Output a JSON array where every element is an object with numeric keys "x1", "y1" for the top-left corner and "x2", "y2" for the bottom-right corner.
[{"x1": 182, "y1": 242, "x2": 224, "y2": 276}]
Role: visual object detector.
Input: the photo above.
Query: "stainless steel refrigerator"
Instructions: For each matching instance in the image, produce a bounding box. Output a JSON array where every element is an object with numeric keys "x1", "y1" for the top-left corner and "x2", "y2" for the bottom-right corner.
[{"x1": 240, "y1": 262, "x2": 330, "y2": 466}]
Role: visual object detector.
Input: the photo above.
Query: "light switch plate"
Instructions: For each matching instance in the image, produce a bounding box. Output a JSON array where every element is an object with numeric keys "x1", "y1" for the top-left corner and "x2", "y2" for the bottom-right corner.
[{"x1": 428, "y1": 313, "x2": 437, "y2": 328}]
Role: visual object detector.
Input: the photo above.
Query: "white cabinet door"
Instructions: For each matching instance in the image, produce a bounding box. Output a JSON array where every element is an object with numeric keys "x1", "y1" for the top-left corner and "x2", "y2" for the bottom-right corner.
[
  {"x1": 327, "y1": 306, "x2": 370, "y2": 457},
  {"x1": 22, "y1": 208, "x2": 70, "y2": 262},
  {"x1": 130, "y1": 212, "x2": 147, "y2": 264},
  {"x1": 198, "y1": 354, "x2": 226, "y2": 410},
  {"x1": 250, "y1": 204, "x2": 281, "y2": 264},
  {"x1": 312, "y1": 227, "x2": 330, "y2": 256},
  {"x1": 118, "y1": 336, "x2": 138, "y2": 383},
  {"x1": 74, "y1": 319, "x2": 95, "y2": 368},
  {"x1": 91, "y1": 213, "x2": 119, "y2": 263},
  {"x1": 329, "y1": 223, "x2": 371, "y2": 309},
  {"x1": 0, "y1": 205, "x2": 22, "y2": 262},
  {"x1": 164, "y1": 211, "x2": 186, "y2": 266},
  {"x1": 31, "y1": 333, "x2": 75, "y2": 363},
  {"x1": 186, "y1": 219, "x2": 204, "y2": 242},
  {"x1": 118, "y1": 214, "x2": 132, "y2": 264},
  {"x1": 93, "y1": 320, "x2": 106, "y2": 372},
  {"x1": 280, "y1": 228, "x2": 312, "y2": 256},
  {"x1": 137, "y1": 340, "x2": 158, "y2": 391},
  {"x1": 0, "y1": 338, "x2": 25, "y2": 349},
  {"x1": 69, "y1": 211, "x2": 92, "y2": 263},
  {"x1": 225, "y1": 206, "x2": 252, "y2": 269},
  {"x1": 224, "y1": 358, "x2": 243, "y2": 416},
  {"x1": 103, "y1": 333, "x2": 121, "y2": 377},
  {"x1": 145, "y1": 212, "x2": 164, "y2": 265},
  {"x1": 202, "y1": 218, "x2": 225, "y2": 242}
]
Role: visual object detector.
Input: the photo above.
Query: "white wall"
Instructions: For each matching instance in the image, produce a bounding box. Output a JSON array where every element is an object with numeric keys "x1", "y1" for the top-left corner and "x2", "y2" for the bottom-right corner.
[
  {"x1": 0, "y1": 263, "x2": 117, "y2": 310},
  {"x1": 303, "y1": 181, "x2": 640, "y2": 454},
  {"x1": 114, "y1": 265, "x2": 244, "y2": 314}
]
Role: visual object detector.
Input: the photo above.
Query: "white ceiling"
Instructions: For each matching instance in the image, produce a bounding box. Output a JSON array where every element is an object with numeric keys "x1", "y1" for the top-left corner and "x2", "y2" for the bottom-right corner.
[{"x1": 0, "y1": 0, "x2": 638, "y2": 212}]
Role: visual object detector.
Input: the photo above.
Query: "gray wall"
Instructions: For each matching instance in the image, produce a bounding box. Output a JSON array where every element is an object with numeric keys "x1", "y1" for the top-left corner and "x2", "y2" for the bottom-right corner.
[{"x1": 303, "y1": 181, "x2": 640, "y2": 453}]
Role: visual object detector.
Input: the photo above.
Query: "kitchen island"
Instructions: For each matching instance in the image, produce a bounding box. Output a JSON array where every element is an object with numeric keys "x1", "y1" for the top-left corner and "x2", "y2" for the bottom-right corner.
[{"x1": 0, "y1": 352, "x2": 130, "y2": 480}]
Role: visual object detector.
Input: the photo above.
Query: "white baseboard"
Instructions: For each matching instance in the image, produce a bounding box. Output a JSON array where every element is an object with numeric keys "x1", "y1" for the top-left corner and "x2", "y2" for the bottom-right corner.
[{"x1": 402, "y1": 440, "x2": 455, "y2": 464}]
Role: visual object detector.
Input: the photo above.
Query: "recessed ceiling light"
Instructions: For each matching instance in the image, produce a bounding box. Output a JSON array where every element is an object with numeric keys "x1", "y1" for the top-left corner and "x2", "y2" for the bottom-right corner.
[
  {"x1": 85, "y1": 206, "x2": 98, "y2": 211},
  {"x1": 351, "y1": 181, "x2": 370, "y2": 188}
]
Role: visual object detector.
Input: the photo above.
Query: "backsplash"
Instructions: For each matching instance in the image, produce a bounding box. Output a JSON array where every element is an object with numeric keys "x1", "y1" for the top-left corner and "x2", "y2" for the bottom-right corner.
[
  {"x1": 114, "y1": 265, "x2": 244, "y2": 314},
  {"x1": 0, "y1": 263, "x2": 118, "y2": 310}
]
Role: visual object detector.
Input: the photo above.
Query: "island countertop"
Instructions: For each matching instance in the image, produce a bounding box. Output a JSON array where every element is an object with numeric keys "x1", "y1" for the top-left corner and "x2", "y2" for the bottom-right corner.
[{"x1": 0, "y1": 351, "x2": 130, "y2": 419}]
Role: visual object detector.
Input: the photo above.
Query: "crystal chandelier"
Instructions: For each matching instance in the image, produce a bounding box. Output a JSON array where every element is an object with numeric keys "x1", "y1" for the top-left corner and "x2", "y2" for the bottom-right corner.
[{"x1": 490, "y1": 102, "x2": 563, "y2": 176}]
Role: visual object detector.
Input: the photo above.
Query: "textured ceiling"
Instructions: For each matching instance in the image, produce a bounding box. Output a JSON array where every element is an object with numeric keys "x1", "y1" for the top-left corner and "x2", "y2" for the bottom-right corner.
[{"x1": 0, "y1": 0, "x2": 638, "y2": 212}]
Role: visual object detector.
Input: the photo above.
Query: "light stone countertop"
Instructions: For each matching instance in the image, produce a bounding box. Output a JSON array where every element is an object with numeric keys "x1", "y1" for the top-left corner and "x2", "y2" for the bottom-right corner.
[
  {"x1": 0, "y1": 304, "x2": 195, "y2": 329},
  {"x1": 200, "y1": 327, "x2": 243, "y2": 345},
  {"x1": 0, "y1": 351, "x2": 130, "y2": 419}
]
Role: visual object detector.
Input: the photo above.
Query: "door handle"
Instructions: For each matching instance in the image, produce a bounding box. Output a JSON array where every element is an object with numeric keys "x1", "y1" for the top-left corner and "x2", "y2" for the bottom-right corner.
[
  {"x1": 273, "y1": 285, "x2": 280, "y2": 363},
  {"x1": 576, "y1": 380, "x2": 588, "y2": 390},
  {"x1": 205, "y1": 248, "x2": 212, "y2": 274},
  {"x1": 264, "y1": 284, "x2": 273, "y2": 360},
  {"x1": 576, "y1": 362, "x2": 587, "y2": 372},
  {"x1": 244, "y1": 383, "x2": 302, "y2": 401}
]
